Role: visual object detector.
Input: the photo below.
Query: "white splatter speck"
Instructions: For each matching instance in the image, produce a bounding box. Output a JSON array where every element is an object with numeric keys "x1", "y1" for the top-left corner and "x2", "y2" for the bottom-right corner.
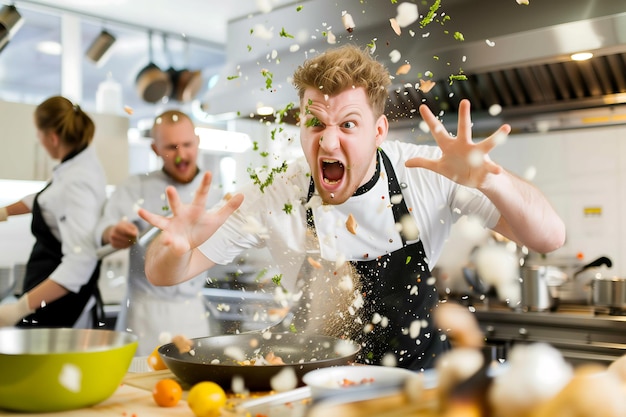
[
  {"x1": 158, "y1": 332, "x2": 172, "y2": 344},
  {"x1": 523, "y1": 166, "x2": 537, "y2": 181},
  {"x1": 488, "y1": 104, "x2": 502, "y2": 116},
  {"x1": 486, "y1": 39, "x2": 496, "y2": 47},
  {"x1": 409, "y1": 320, "x2": 421, "y2": 339},
  {"x1": 389, "y1": 49, "x2": 401, "y2": 63},
  {"x1": 395, "y1": 2, "x2": 419, "y2": 27},
  {"x1": 381, "y1": 353, "x2": 397, "y2": 367},
  {"x1": 271, "y1": 367, "x2": 298, "y2": 392},
  {"x1": 390, "y1": 194, "x2": 403, "y2": 205},
  {"x1": 58, "y1": 364, "x2": 81, "y2": 393},
  {"x1": 224, "y1": 346, "x2": 246, "y2": 362},
  {"x1": 467, "y1": 149, "x2": 484, "y2": 167}
]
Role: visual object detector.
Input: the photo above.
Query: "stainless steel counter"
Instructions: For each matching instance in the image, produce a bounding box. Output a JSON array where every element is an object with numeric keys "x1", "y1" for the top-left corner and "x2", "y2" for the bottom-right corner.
[{"x1": 471, "y1": 302, "x2": 626, "y2": 365}]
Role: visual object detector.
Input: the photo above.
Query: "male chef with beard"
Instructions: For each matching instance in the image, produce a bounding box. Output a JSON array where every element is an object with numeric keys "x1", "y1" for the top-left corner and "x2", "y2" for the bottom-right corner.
[
  {"x1": 95, "y1": 110, "x2": 220, "y2": 356},
  {"x1": 137, "y1": 45, "x2": 565, "y2": 370}
]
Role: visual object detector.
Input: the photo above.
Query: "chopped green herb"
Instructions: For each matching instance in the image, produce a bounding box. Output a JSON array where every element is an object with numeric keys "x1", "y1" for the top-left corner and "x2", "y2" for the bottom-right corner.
[
  {"x1": 227, "y1": 75, "x2": 240, "y2": 80},
  {"x1": 454, "y1": 32, "x2": 465, "y2": 41},
  {"x1": 255, "y1": 268, "x2": 268, "y2": 282},
  {"x1": 162, "y1": 205, "x2": 169, "y2": 212},
  {"x1": 261, "y1": 69, "x2": 274, "y2": 90},
  {"x1": 406, "y1": 256, "x2": 412, "y2": 265},
  {"x1": 449, "y1": 73, "x2": 468, "y2": 84},
  {"x1": 420, "y1": 0, "x2": 441, "y2": 28},
  {"x1": 260, "y1": 151, "x2": 269, "y2": 157},
  {"x1": 296, "y1": 5, "x2": 303, "y2": 11},
  {"x1": 272, "y1": 274, "x2": 283, "y2": 286},
  {"x1": 253, "y1": 141, "x2": 259, "y2": 151},
  {"x1": 175, "y1": 156, "x2": 182, "y2": 164},
  {"x1": 283, "y1": 203, "x2": 293, "y2": 214},
  {"x1": 247, "y1": 161, "x2": 289, "y2": 193},
  {"x1": 279, "y1": 27, "x2": 294, "y2": 38},
  {"x1": 247, "y1": 45, "x2": 252, "y2": 52},
  {"x1": 305, "y1": 116, "x2": 320, "y2": 127},
  {"x1": 289, "y1": 323, "x2": 297, "y2": 333}
]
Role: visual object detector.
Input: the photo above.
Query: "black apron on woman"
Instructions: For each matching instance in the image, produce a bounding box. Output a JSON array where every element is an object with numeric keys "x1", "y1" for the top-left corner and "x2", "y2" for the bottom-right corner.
[
  {"x1": 19, "y1": 179, "x2": 102, "y2": 328},
  {"x1": 295, "y1": 149, "x2": 449, "y2": 370}
]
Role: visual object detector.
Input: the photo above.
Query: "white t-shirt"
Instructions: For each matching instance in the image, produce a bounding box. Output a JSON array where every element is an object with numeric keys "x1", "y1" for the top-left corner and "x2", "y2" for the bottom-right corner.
[{"x1": 199, "y1": 140, "x2": 500, "y2": 291}]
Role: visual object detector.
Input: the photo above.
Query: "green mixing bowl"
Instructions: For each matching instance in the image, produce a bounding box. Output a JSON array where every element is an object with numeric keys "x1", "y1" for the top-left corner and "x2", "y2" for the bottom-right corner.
[{"x1": 0, "y1": 327, "x2": 137, "y2": 412}]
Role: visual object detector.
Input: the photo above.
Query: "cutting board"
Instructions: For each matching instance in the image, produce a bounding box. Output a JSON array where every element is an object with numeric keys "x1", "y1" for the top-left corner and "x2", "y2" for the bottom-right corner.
[{"x1": 0, "y1": 383, "x2": 189, "y2": 417}]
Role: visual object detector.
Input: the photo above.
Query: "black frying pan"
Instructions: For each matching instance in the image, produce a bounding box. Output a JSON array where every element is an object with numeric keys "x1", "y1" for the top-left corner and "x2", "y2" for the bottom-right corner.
[{"x1": 158, "y1": 333, "x2": 360, "y2": 391}]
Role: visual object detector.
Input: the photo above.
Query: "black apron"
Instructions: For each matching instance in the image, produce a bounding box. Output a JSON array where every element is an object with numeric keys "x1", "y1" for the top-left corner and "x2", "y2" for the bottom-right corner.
[
  {"x1": 295, "y1": 149, "x2": 449, "y2": 370},
  {"x1": 19, "y1": 179, "x2": 102, "y2": 328}
]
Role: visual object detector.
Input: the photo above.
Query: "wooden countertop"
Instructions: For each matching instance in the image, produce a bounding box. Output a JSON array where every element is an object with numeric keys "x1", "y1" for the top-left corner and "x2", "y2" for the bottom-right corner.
[{"x1": 0, "y1": 369, "x2": 310, "y2": 417}]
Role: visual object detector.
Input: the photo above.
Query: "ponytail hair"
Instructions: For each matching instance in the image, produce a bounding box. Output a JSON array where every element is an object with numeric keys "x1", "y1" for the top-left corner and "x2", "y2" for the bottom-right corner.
[{"x1": 34, "y1": 96, "x2": 96, "y2": 151}]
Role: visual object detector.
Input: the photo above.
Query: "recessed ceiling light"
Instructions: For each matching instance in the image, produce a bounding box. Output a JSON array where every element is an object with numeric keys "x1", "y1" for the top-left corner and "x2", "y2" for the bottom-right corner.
[
  {"x1": 37, "y1": 41, "x2": 62, "y2": 55},
  {"x1": 570, "y1": 52, "x2": 593, "y2": 61}
]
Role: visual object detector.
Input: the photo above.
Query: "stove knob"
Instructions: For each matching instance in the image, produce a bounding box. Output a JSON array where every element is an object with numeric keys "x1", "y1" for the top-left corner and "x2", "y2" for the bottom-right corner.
[{"x1": 518, "y1": 327, "x2": 528, "y2": 338}]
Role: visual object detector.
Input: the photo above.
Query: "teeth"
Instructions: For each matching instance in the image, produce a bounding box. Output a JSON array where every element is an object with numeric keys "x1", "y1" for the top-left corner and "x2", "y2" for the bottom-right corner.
[{"x1": 323, "y1": 178, "x2": 339, "y2": 185}]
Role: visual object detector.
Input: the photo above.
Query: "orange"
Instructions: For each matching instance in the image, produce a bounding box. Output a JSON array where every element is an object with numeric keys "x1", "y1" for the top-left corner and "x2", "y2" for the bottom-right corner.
[
  {"x1": 152, "y1": 378, "x2": 182, "y2": 407},
  {"x1": 187, "y1": 381, "x2": 227, "y2": 417},
  {"x1": 147, "y1": 346, "x2": 168, "y2": 371}
]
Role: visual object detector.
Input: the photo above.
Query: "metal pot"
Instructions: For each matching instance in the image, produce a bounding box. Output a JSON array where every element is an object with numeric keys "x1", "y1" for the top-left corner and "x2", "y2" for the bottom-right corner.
[
  {"x1": 158, "y1": 333, "x2": 360, "y2": 391},
  {"x1": 591, "y1": 276, "x2": 626, "y2": 313},
  {"x1": 520, "y1": 265, "x2": 566, "y2": 312}
]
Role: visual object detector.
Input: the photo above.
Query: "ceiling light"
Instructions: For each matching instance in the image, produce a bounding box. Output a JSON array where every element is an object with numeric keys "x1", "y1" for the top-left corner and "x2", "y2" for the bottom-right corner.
[
  {"x1": 86, "y1": 30, "x2": 116, "y2": 65},
  {"x1": 0, "y1": 5, "x2": 24, "y2": 53},
  {"x1": 257, "y1": 105, "x2": 274, "y2": 116},
  {"x1": 570, "y1": 52, "x2": 593, "y2": 61},
  {"x1": 196, "y1": 127, "x2": 252, "y2": 153},
  {"x1": 37, "y1": 41, "x2": 62, "y2": 55}
]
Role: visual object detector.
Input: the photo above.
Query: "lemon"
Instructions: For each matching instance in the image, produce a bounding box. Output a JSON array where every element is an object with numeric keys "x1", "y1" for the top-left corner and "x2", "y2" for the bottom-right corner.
[{"x1": 187, "y1": 381, "x2": 227, "y2": 417}]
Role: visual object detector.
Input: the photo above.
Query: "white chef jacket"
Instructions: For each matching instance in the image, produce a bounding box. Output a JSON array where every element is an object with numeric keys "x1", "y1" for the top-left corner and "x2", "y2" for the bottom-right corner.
[
  {"x1": 199, "y1": 140, "x2": 501, "y2": 292},
  {"x1": 21, "y1": 145, "x2": 107, "y2": 326},
  {"x1": 95, "y1": 169, "x2": 222, "y2": 355}
]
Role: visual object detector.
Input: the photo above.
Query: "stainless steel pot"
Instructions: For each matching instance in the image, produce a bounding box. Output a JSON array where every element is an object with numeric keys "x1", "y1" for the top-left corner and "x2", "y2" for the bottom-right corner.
[
  {"x1": 591, "y1": 276, "x2": 626, "y2": 313},
  {"x1": 520, "y1": 265, "x2": 566, "y2": 312}
]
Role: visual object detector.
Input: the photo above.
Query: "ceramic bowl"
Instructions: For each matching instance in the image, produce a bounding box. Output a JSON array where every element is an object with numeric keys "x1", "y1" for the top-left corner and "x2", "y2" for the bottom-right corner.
[{"x1": 302, "y1": 364, "x2": 421, "y2": 400}]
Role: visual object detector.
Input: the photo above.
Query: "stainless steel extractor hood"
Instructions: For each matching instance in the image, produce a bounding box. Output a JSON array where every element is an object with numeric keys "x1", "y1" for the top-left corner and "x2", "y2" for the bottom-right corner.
[{"x1": 200, "y1": 0, "x2": 626, "y2": 131}]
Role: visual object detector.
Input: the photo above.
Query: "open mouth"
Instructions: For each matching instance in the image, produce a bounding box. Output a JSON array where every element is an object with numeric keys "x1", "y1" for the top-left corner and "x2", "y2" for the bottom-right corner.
[{"x1": 322, "y1": 159, "x2": 344, "y2": 185}]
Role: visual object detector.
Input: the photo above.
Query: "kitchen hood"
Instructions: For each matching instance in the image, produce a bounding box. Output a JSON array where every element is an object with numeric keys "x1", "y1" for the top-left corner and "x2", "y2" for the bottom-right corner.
[{"x1": 200, "y1": 0, "x2": 626, "y2": 132}]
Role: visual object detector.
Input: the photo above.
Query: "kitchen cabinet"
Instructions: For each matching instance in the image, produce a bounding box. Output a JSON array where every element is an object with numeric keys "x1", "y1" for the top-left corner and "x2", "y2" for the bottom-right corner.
[{"x1": 0, "y1": 99, "x2": 129, "y2": 185}]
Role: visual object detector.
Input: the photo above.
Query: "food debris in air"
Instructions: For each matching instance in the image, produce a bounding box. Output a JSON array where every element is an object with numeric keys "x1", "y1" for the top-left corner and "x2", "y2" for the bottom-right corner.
[
  {"x1": 326, "y1": 30, "x2": 337, "y2": 44},
  {"x1": 389, "y1": 49, "x2": 401, "y2": 63},
  {"x1": 58, "y1": 363, "x2": 82, "y2": 393},
  {"x1": 396, "y1": 63, "x2": 411, "y2": 75},
  {"x1": 486, "y1": 39, "x2": 496, "y2": 47},
  {"x1": 123, "y1": 105, "x2": 133, "y2": 115},
  {"x1": 395, "y1": 2, "x2": 419, "y2": 28},
  {"x1": 172, "y1": 334, "x2": 194, "y2": 354},
  {"x1": 330, "y1": 192, "x2": 335, "y2": 199},
  {"x1": 346, "y1": 213, "x2": 358, "y2": 235},
  {"x1": 419, "y1": 79, "x2": 436, "y2": 93},
  {"x1": 389, "y1": 18, "x2": 401, "y2": 36},
  {"x1": 271, "y1": 367, "x2": 298, "y2": 392},
  {"x1": 307, "y1": 256, "x2": 322, "y2": 269},
  {"x1": 341, "y1": 11, "x2": 355, "y2": 32},
  {"x1": 488, "y1": 104, "x2": 503, "y2": 116},
  {"x1": 516, "y1": 0, "x2": 530, "y2": 4}
]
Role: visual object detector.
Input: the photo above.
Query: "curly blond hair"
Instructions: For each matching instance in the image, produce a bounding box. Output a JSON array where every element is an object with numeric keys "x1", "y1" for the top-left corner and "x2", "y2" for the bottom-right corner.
[{"x1": 292, "y1": 44, "x2": 391, "y2": 118}]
